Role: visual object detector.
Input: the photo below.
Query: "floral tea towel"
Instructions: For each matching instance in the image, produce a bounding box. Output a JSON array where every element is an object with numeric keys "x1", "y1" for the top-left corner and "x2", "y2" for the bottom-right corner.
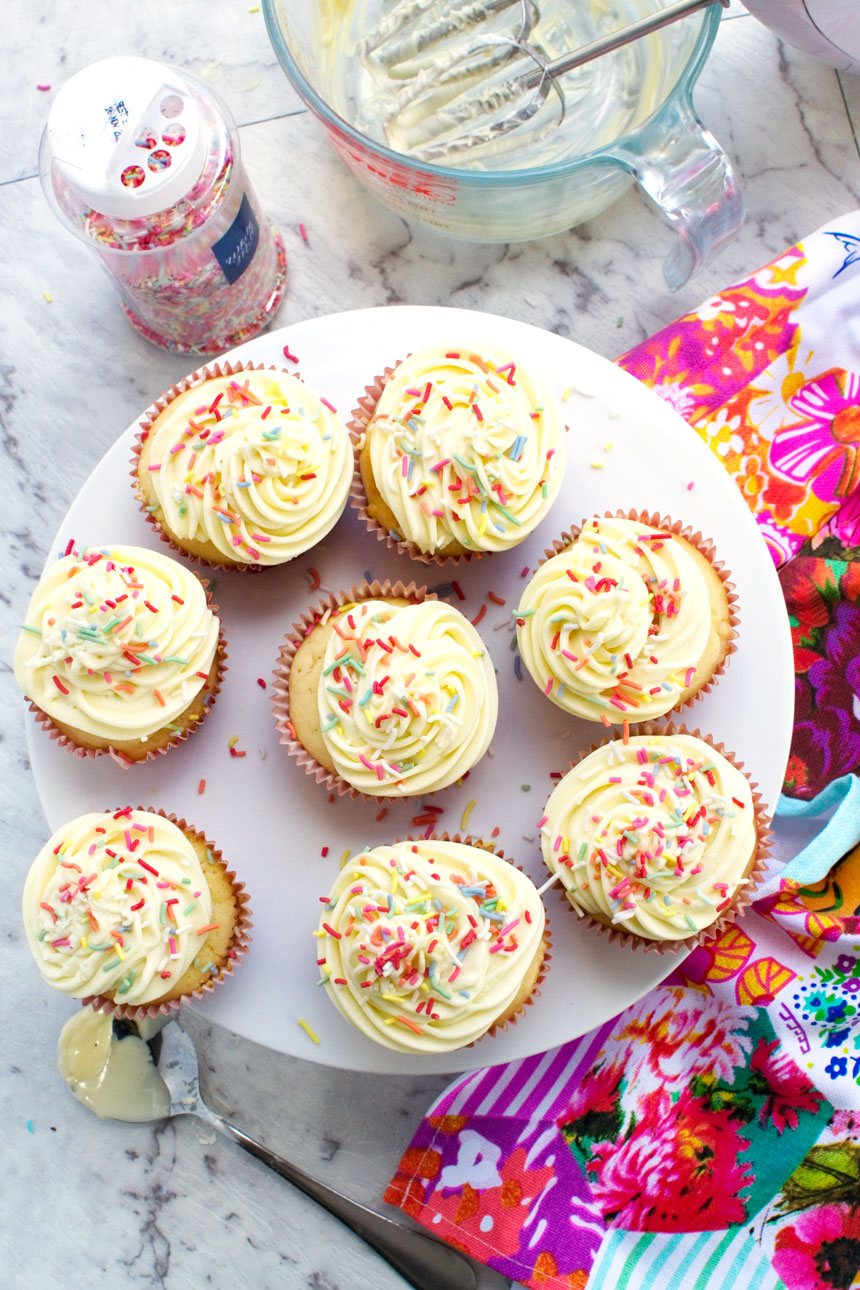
[{"x1": 387, "y1": 214, "x2": 860, "y2": 1290}]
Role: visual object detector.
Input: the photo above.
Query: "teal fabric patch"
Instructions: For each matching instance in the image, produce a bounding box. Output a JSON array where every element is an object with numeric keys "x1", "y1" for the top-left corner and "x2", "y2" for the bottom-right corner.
[
  {"x1": 776, "y1": 776, "x2": 860, "y2": 886},
  {"x1": 586, "y1": 1225, "x2": 788, "y2": 1290}
]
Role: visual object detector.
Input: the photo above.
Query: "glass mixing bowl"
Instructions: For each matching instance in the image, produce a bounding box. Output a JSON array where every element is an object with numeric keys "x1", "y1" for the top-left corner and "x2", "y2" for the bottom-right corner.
[{"x1": 263, "y1": 0, "x2": 744, "y2": 289}]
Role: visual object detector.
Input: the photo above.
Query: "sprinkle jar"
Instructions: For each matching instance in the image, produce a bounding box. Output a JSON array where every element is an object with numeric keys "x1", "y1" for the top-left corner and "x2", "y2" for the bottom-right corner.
[{"x1": 39, "y1": 57, "x2": 286, "y2": 354}]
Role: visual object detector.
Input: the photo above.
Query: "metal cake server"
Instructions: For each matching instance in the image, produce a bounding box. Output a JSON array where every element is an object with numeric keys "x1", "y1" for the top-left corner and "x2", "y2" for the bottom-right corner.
[{"x1": 129, "y1": 1016, "x2": 477, "y2": 1290}]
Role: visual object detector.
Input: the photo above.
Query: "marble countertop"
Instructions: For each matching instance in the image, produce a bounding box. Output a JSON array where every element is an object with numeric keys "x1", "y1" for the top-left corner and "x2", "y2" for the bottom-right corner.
[{"x1": 3, "y1": 3, "x2": 860, "y2": 1287}]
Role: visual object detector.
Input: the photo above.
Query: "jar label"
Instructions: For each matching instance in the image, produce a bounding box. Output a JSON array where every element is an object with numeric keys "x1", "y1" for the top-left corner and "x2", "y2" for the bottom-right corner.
[{"x1": 212, "y1": 193, "x2": 260, "y2": 285}]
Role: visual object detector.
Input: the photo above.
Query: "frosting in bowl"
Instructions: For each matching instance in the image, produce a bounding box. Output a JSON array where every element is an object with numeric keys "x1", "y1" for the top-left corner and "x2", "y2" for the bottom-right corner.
[
  {"x1": 13, "y1": 544, "x2": 219, "y2": 744},
  {"x1": 139, "y1": 370, "x2": 353, "y2": 565},
  {"x1": 361, "y1": 345, "x2": 565, "y2": 554},
  {"x1": 540, "y1": 733, "x2": 758, "y2": 941},
  {"x1": 516, "y1": 515, "x2": 718, "y2": 720},
  {"x1": 23, "y1": 810, "x2": 216, "y2": 1004},
  {"x1": 316, "y1": 840, "x2": 546, "y2": 1052},
  {"x1": 316, "y1": 597, "x2": 498, "y2": 795}
]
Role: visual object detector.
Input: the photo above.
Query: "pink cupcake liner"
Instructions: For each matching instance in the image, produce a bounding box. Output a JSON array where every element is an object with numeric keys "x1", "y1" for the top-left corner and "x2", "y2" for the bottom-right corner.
[
  {"x1": 81, "y1": 806, "x2": 253, "y2": 1019},
  {"x1": 544, "y1": 720, "x2": 771, "y2": 955}
]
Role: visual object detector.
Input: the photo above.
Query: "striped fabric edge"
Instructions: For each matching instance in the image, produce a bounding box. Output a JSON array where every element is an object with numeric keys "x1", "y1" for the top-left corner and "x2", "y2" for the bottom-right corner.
[{"x1": 431, "y1": 1020, "x2": 617, "y2": 1120}]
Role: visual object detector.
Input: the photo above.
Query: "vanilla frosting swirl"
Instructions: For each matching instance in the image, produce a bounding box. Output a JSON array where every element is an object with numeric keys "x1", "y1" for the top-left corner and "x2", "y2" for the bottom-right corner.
[
  {"x1": 317, "y1": 598, "x2": 498, "y2": 795},
  {"x1": 316, "y1": 840, "x2": 546, "y2": 1052},
  {"x1": 142, "y1": 371, "x2": 352, "y2": 564},
  {"x1": 365, "y1": 345, "x2": 565, "y2": 553},
  {"x1": 23, "y1": 810, "x2": 215, "y2": 1004},
  {"x1": 540, "y1": 734, "x2": 757, "y2": 940},
  {"x1": 517, "y1": 516, "x2": 713, "y2": 720},
  {"x1": 14, "y1": 544, "x2": 219, "y2": 742}
]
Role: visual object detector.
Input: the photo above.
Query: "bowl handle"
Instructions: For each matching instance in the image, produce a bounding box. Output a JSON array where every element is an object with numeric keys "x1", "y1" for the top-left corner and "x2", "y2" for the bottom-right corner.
[{"x1": 608, "y1": 90, "x2": 745, "y2": 291}]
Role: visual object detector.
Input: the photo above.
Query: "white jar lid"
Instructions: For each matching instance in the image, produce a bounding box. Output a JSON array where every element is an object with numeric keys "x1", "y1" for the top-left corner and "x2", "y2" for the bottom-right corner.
[{"x1": 45, "y1": 56, "x2": 210, "y2": 219}]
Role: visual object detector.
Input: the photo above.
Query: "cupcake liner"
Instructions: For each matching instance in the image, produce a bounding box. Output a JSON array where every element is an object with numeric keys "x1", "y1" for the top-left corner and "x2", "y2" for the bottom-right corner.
[
  {"x1": 81, "y1": 807, "x2": 253, "y2": 1019},
  {"x1": 539, "y1": 508, "x2": 739, "y2": 722},
  {"x1": 271, "y1": 578, "x2": 436, "y2": 801},
  {"x1": 132, "y1": 359, "x2": 311, "y2": 574},
  {"x1": 348, "y1": 361, "x2": 482, "y2": 568},
  {"x1": 544, "y1": 720, "x2": 771, "y2": 955},
  {"x1": 394, "y1": 832, "x2": 552, "y2": 1042},
  {"x1": 27, "y1": 580, "x2": 227, "y2": 769}
]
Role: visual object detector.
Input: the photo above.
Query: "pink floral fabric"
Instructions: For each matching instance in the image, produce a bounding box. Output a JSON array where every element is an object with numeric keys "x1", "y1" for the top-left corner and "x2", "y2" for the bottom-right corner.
[
  {"x1": 386, "y1": 871, "x2": 860, "y2": 1289},
  {"x1": 387, "y1": 215, "x2": 860, "y2": 1290},
  {"x1": 781, "y1": 557, "x2": 860, "y2": 799},
  {"x1": 617, "y1": 220, "x2": 860, "y2": 568}
]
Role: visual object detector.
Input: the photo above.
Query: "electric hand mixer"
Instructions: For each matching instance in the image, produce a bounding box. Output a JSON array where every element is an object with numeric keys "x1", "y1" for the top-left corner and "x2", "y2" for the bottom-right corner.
[{"x1": 357, "y1": 0, "x2": 729, "y2": 160}]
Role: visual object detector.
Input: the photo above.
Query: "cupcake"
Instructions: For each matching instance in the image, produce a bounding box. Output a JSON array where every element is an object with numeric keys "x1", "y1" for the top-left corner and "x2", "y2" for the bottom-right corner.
[
  {"x1": 539, "y1": 728, "x2": 767, "y2": 949},
  {"x1": 13, "y1": 543, "x2": 224, "y2": 763},
  {"x1": 315, "y1": 838, "x2": 548, "y2": 1052},
  {"x1": 22, "y1": 807, "x2": 251, "y2": 1015},
  {"x1": 516, "y1": 512, "x2": 735, "y2": 722},
  {"x1": 351, "y1": 344, "x2": 566, "y2": 561},
  {"x1": 275, "y1": 584, "x2": 498, "y2": 797},
  {"x1": 134, "y1": 363, "x2": 353, "y2": 568}
]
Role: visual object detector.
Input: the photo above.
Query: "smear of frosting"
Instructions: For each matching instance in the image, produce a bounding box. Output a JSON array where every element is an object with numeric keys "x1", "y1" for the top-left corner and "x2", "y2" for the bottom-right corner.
[{"x1": 57, "y1": 1010, "x2": 170, "y2": 1121}]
